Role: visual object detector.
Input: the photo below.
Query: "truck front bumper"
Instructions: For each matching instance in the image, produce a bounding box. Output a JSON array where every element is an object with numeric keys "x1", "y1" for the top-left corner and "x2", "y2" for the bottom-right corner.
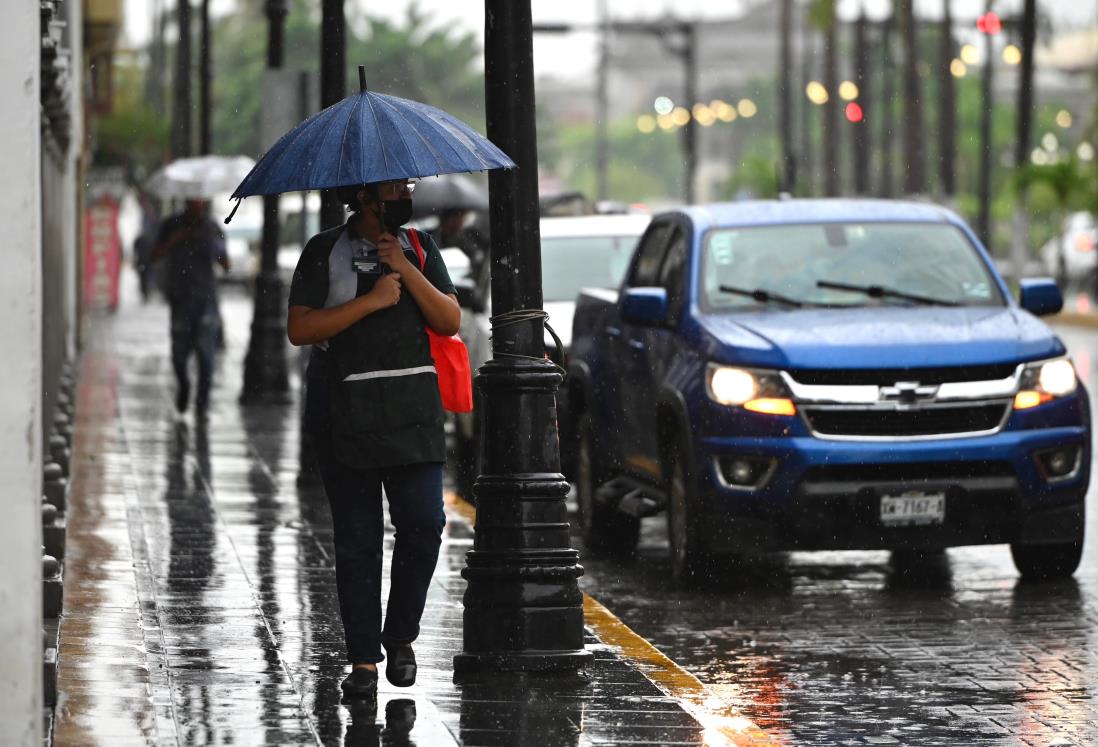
[{"x1": 696, "y1": 425, "x2": 1088, "y2": 554}]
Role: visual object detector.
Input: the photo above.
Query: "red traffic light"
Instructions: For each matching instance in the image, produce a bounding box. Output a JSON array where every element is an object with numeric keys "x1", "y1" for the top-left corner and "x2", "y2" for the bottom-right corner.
[
  {"x1": 845, "y1": 102, "x2": 864, "y2": 123},
  {"x1": 976, "y1": 11, "x2": 1002, "y2": 34}
]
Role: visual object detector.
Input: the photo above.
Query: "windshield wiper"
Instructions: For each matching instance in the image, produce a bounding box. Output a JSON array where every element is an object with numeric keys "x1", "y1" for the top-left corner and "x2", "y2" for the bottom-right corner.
[
  {"x1": 719, "y1": 284, "x2": 804, "y2": 308},
  {"x1": 816, "y1": 280, "x2": 959, "y2": 307}
]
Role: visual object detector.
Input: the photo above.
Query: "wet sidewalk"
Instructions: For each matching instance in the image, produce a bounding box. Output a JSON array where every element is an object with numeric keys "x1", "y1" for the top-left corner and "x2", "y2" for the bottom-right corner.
[{"x1": 51, "y1": 287, "x2": 765, "y2": 746}]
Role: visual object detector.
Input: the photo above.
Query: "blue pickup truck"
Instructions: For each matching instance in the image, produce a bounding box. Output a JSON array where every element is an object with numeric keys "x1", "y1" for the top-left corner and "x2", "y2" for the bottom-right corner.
[{"x1": 567, "y1": 199, "x2": 1089, "y2": 584}]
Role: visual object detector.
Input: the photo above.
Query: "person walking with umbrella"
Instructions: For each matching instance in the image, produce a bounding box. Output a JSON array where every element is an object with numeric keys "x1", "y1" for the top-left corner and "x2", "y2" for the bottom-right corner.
[
  {"x1": 229, "y1": 70, "x2": 514, "y2": 698},
  {"x1": 286, "y1": 179, "x2": 458, "y2": 696},
  {"x1": 151, "y1": 197, "x2": 231, "y2": 417}
]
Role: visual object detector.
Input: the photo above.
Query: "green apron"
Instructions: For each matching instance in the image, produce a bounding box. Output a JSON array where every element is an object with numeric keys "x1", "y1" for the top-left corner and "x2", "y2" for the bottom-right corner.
[{"x1": 326, "y1": 266, "x2": 446, "y2": 469}]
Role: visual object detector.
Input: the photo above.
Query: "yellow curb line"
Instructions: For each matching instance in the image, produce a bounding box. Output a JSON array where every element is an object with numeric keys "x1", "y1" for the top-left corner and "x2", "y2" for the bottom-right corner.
[{"x1": 443, "y1": 492, "x2": 781, "y2": 746}]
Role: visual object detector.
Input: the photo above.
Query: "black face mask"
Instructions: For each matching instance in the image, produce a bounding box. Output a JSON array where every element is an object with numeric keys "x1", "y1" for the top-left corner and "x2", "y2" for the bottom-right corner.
[{"x1": 377, "y1": 198, "x2": 413, "y2": 233}]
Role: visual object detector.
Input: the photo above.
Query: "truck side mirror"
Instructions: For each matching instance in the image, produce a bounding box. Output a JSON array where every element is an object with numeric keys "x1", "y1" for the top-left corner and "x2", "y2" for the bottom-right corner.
[
  {"x1": 621, "y1": 287, "x2": 668, "y2": 325},
  {"x1": 1018, "y1": 278, "x2": 1063, "y2": 317}
]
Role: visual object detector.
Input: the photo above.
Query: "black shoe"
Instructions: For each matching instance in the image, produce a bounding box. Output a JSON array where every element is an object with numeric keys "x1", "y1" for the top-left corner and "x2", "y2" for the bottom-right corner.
[
  {"x1": 340, "y1": 667, "x2": 379, "y2": 698},
  {"x1": 384, "y1": 699, "x2": 417, "y2": 735},
  {"x1": 384, "y1": 644, "x2": 417, "y2": 687}
]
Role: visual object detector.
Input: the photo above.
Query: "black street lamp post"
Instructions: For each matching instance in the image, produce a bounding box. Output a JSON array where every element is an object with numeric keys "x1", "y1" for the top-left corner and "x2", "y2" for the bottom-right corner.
[
  {"x1": 241, "y1": 0, "x2": 291, "y2": 403},
  {"x1": 454, "y1": 0, "x2": 591, "y2": 676},
  {"x1": 171, "y1": 0, "x2": 192, "y2": 159},
  {"x1": 319, "y1": 0, "x2": 346, "y2": 231}
]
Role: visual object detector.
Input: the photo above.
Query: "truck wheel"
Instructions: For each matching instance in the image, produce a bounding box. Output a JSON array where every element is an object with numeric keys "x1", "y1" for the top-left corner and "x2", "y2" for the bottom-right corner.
[
  {"x1": 1010, "y1": 540, "x2": 1083, "y2": 581},
  {"x1": 666, "y1": 436, "x2": 711, "y2": 586},
  {"x1": 576, "y1": 413, "x2": 639, "y2": 554}
]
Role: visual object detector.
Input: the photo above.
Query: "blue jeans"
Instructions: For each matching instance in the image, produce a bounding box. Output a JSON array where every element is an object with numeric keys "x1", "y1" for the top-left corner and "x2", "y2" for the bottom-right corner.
[
  {"x1": 169, "y1": 296, "x2": 219, "y2": 410},
  {"x1": 306, "y1": 355, "x2": 446, "y2": 664}
]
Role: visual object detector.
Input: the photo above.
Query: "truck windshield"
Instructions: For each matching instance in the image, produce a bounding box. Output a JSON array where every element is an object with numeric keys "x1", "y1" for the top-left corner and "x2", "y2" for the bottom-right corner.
[
  {"x1": 541, "y1": 235, "x2": 637, "y2": 303},
  {"x1": 701, "y1": 222, "x2": 1004, "y2": 311}
]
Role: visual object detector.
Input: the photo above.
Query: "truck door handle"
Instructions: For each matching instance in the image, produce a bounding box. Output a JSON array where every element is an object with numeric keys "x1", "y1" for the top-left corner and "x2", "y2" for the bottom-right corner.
[
  {"x1": 627, "y1": 339, "x2": 645, "y2": 351},
  {"x1": 606, "y1": 326, "x2": 621, "y2": 338}
]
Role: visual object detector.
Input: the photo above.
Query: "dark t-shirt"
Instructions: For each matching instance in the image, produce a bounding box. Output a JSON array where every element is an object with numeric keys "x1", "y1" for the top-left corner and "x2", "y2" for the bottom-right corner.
[
  {"x1": 156, "y1": 213, "x2": 226, "y2": 302},
  {"x1": 288, "y1": 225, "x2": 456, "y2": 311}
]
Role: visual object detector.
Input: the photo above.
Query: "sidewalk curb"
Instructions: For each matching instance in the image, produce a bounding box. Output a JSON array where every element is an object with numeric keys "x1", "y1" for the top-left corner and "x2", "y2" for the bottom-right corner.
[{"x1": 444, "y1": 493, "x2": 780, "y2": 747}]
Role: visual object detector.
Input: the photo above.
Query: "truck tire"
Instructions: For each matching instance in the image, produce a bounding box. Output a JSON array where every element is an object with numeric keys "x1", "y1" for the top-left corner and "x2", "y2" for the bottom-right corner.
[
  {"x1": 666, "y1": 434, "x2": 711, "y2": 586},
  {"x1": 1010, "y1": 540, "x2": 1083, "y2": 581},
  {"x1": 576, "y1": 413, "x2": 639, "y2": 554}
]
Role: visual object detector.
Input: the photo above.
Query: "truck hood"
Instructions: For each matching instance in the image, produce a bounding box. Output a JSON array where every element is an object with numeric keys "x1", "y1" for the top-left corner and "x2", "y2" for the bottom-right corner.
[{"x1": 698, "y1": 306, "x2": 1065, "y2": 370}]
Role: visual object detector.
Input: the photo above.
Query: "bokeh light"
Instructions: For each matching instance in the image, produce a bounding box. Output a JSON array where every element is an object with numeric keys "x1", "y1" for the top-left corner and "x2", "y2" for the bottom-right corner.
[
  {"x1": 1078, "y1": 142, "x2": 1095, "y2": 162},
  {"x1": 1002, "y1": 44, "x2": 1022, "y2": 65},
  {"x1": 845, "y1": 102, "x2": 864, "y2": 123},
  {"x1": 950, "y1": 59, "x2": 967, "y2": 77},
  {"x1": 805, "y1": 81, "x2": 828, "y2": 105},
  {"x1": 653, "y1": 96, "x2": 674, "y2": 116},
  {"x1": 636, "y1": 115, "x2": 656, "y2": 134},
  {"x1": 1055, "y1": 110, "x2": 1073, "y2": 129},
  {"x1": 838, "y1": 81, "x2": 859, "y2": 101},
  {"x1": 960, "y1": 44, "x2": 980, "y2": 65},
  {"x1": 736, "y1": 99, "x2": 757, "y2": 118},
  {"x1": 671, "y1": 106, "x2": 691, "y2": 126}
]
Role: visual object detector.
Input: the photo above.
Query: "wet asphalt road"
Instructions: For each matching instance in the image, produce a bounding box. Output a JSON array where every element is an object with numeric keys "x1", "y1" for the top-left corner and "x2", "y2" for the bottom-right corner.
[{"x1": 572, "y1": 323, "x2": 1098, "y2": 746}]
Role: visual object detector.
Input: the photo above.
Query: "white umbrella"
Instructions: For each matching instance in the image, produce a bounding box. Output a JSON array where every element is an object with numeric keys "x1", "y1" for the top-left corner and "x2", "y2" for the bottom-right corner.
[{"x1": 146, "y1": 155, "x2": 257, "y2": 200}]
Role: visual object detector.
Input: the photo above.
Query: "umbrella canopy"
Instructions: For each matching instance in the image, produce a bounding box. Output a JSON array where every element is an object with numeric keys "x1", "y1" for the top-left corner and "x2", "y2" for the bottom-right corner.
[
  {"x1": 231, "y1": 86, "x2": 515, "y2": 200},
  {"x1": 147, "y1": 155, "x2": 257, "y2": 200},
  {"x1": 411, "y1": 173, "x2": 489, "y2": 218}
]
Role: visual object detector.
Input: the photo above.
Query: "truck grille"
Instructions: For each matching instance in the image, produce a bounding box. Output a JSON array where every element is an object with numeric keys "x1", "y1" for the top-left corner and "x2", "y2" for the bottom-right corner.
[
  {"x1": 789, "y1": 364, "x2": 1018, "y2": 386},
  {"x1": 803, "y1": 402, "x2": 1010, "y2": 439}
]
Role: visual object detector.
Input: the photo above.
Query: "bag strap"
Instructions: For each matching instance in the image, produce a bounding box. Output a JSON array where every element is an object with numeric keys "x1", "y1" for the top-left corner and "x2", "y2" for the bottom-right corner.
[{"x1": 407, "y1": 228, "x2": 426, "y2": 271}]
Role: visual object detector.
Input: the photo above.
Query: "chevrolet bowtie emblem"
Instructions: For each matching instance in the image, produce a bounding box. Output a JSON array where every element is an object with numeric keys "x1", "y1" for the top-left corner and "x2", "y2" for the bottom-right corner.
[{"x1": 879, "y1": 381, "x2": 939, "y2": 403}]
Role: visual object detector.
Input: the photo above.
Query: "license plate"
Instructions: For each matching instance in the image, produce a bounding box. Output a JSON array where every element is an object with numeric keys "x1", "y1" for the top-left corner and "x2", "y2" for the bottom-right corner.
[{"x1": 880, "y1": 491, "x2": 946, "y2": 527}]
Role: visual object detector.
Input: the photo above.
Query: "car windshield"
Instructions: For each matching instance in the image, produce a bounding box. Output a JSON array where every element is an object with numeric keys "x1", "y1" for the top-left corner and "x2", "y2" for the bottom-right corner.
[
  {"x1": 701, "y1": 222, "x2": 1004, "y2": 311},
  {"x1": 542, "y1": 234, "x2": 638, "y2": 303}
]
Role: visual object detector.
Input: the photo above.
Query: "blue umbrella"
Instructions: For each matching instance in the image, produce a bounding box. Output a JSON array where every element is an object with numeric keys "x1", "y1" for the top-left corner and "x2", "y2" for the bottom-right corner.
[{"x1": 230, "y1": 70, "x2": 515, "y2": 202}]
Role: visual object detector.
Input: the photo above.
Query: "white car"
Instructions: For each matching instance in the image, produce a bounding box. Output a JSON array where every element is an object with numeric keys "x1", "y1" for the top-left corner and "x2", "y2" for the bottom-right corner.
[
  {"x1": 451, "y1": 213, "x2": 652, "y2": 496},
  {"x1": 1040, "y1": 211, "x2": 1097, "y2": 288}
]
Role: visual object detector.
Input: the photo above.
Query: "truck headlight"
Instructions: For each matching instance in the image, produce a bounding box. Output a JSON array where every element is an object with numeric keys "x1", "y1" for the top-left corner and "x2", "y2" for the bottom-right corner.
[
  {"x1": 1014, "y1": 357, "x2": 1077, "y2": 410},
  {"x1": 706, "y1": 364, "x2": 796, "y2": 416}
]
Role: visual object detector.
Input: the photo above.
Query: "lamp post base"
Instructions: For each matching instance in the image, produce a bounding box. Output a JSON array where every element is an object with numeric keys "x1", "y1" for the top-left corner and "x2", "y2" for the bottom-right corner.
[{"x1": 453, "y1": 650, "x2": 592, "y2": 678}]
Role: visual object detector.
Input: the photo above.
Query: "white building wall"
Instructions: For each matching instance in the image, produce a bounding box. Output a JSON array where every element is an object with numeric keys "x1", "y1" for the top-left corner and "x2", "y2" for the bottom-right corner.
[{"x1": 0, "y1": 2, "x2": 43, "y2": 744}]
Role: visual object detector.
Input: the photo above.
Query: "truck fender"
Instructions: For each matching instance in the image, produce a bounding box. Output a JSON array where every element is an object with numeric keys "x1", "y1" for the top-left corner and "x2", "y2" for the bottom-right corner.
[{"x1": 655, "y1": 386, "x2": 693, "y2": 478}]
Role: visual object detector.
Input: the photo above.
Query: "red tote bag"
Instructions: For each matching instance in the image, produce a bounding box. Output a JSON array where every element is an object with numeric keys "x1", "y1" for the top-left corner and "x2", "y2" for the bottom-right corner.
[{"x1": 408, "y1": 230, "x2": 474, "y2": 413}]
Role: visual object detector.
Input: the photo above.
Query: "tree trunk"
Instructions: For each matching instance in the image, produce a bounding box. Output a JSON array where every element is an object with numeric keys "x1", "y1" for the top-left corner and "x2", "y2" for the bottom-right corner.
[
  {"x1": 171, "y1": 0, "x2": 193, "y2": 159},
  {"x1": 1011, "y1": 0, "x2": 1038, "y2": 284},
  {"x1": 852, "y1": 13, "x2": 870, "y2": 195},
  {"x1": 879, "y1": 17, "x2": 895, "y2": 198},
  {"x1": 822, "y1": 10, "x2": 839, "y2": 196},
  {"x1": 779, "y1": 0, "x2": 796, "y2": 193},
  {"x1": 898, "y1": 0, "x2": 925, "y2": 194},
  {"x1": 800, "y1": 5, "x2": 814, "y2": 195},
  {"x1": 938, "y1": 0, "x2": 956, "y2": 197}
]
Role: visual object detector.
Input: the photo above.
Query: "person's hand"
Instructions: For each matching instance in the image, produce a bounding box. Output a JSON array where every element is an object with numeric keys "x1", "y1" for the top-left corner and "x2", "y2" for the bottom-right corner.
[
  {"x1": 376, "y1": 232, "x2": 413, "y2": 273},
  {"x1": 368, "y1": 271, "x2": 402, "y2": 309}
]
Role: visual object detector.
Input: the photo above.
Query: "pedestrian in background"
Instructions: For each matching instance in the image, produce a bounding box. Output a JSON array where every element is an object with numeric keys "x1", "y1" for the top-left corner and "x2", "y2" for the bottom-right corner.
[
  {"x1": 286, "y1": 178, "x2": 459, "y2": 698},
  {"x1": 132, "y1": 191, "x2": 161, "y2": 302},
  {"x1": 151, "y1": 198, "x2": 230, "y2": 417}
]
